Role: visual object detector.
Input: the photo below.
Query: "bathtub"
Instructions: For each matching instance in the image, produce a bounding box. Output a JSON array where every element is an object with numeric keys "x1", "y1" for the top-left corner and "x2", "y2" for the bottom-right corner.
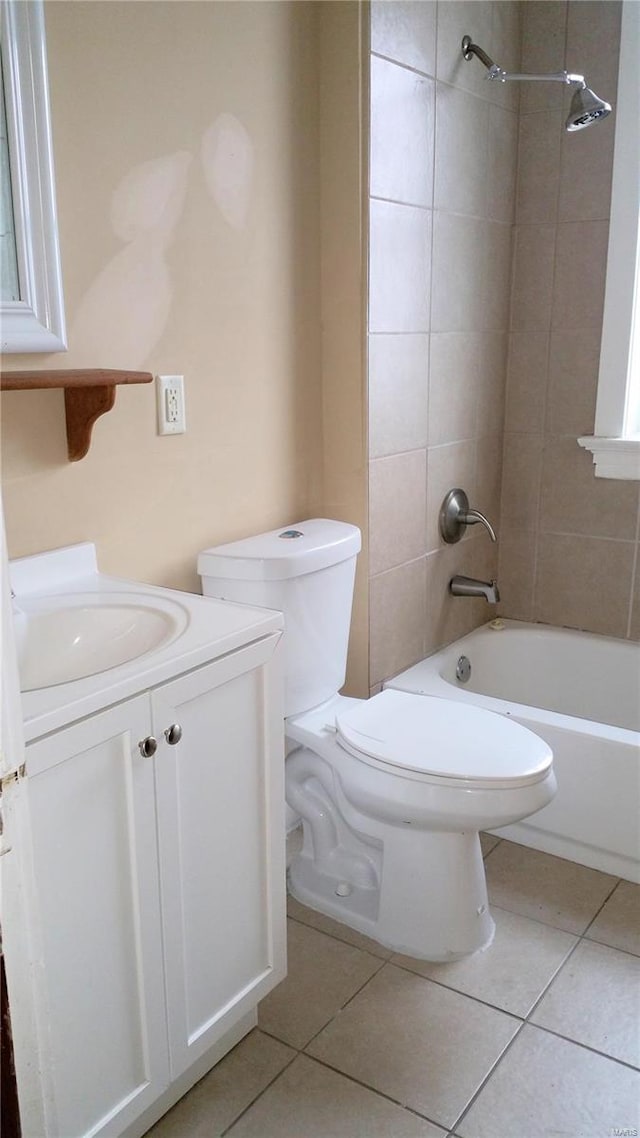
[{"x1": 386, "y1": 620, "x2": 640, "y2": 883}]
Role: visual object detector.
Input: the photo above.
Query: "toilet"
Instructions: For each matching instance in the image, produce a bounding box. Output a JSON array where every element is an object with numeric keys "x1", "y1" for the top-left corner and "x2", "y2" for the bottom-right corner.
[{"x1": 198, "y1": 519, "x2": 556, "y2": 962}]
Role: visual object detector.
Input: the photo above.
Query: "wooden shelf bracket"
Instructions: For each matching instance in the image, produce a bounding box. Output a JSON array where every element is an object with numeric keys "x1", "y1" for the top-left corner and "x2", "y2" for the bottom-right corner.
[{"x1": 0, "y1": 370, "x2": 153, "y2": 461}]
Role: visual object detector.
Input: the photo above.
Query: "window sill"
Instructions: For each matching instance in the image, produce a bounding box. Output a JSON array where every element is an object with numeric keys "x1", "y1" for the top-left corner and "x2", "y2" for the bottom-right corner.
[{"x1": 577, "y1": 436, "x2": 640, "y2": 481}]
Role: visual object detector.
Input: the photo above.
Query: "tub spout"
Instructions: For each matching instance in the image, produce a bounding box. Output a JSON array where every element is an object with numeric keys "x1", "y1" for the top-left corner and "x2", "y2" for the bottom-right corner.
[{"x1": 449, "y1": 575, "x2": 500, "y2": 604}]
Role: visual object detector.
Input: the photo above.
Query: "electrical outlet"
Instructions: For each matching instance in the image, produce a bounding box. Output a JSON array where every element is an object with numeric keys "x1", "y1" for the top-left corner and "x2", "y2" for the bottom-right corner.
[{"x1": 156, "y1": 375, "x2": 186, "y2": 435}]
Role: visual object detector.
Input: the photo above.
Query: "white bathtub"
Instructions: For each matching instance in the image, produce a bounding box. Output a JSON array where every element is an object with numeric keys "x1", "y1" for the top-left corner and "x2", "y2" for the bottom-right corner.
[{"x1": 386, "y1": 620, "x2": 640, "y2": 883}]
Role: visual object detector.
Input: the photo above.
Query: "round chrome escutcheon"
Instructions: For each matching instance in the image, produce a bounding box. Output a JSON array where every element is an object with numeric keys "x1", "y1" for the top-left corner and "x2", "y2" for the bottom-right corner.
[{"x1": 456, "y1": 655, "x2": 471, "y2": 683}]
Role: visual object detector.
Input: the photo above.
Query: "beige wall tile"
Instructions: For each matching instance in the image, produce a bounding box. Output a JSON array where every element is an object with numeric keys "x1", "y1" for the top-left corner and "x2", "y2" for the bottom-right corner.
[
  {"x1": 475, "y1": 433, "x2": 503, "y2": 530},
  {"x1": 428, "y1": 334, "x2": 478, "y2": 446},
  {"x1": 566, "y1": 0, "x2": 622, "y2": 105},
  {"x1": 490, "y1": 2, "x2": 521, "y2": 108},
  {"x1": 369, "y1": 334, "x2": 429, "y2": 459},
  {"x1": 516, "y1": 113, "x2": 563, "y2": 226},
  {"x1": 436, "y1": 1, "x2": 493, "y2": 97},
  {"x1": 551, "y1": 220, "x2": 609, "y2": 330},
  {"x1": 631, "y1": 571, "x2": 640, "y2": 642},
  {"x1": 369, "y1": 450, "x2": 427, "y2": 574},
  {"x1": 535, "y1": 533, "x2": 635, "y2": 637},
  {"x1": 426, "y1": 441, "x2": 477, "y2": 552},
  {"x1": 432, "y1": 214, "x2": 494, "y2": 333},
  {"x1": 505, "y1": 332, "x2": 549, "y2": 434},
  {"x1": 558, "y1": 116, "x2": 615, "y2": 222},
  {"x1": 370, "y1": 558, "x2": 427, "y2": 685},
  {"x1": 539, "y1": 437, "x2": 640, "y2": 541},
  {"x1": 371, "y1": 1, "x2": 437, "y2": 77},
  {"x1": 510, "y1": 225, "x2": 557, "y2": 332},
  {"x1": 369, "y1": 200, "x2": 432, "y2": 333},
  {"x1": 484, "y1": 222, "x2": 514, "y2": 333},
  {"x1": 425, "y1": 540, "x2": 498, "y2": 655},
  {"x1": 486, "y1": 105, "x2": 519, "y2": 225},
  {"x1": 434, "y1": 84, "x2": 489, "y2": 217},
  {"x1": 546, "y1": 327, "x2": 599, "y2": 435},
  {"x1": 437, "y1": 1, "x2": 515, "y2": 110},
  {"x1": 500, "y1": 434, "x2": 544, "y2": 532},
  {"x1": 474, "y1": 333, "x2": 509, "y2": 440},
  {"x1": 370, "y1": 57, "x2": 435, "y2": 208},
  {"x1": 319, "y1": 2, "x2": 369, "y2": 694},
  {"x1": 520, "y1": 2, "x2": 568, "y2": 113},
  {"x1": 497, "y1": 529, "x2": 537, "y2": 622}
]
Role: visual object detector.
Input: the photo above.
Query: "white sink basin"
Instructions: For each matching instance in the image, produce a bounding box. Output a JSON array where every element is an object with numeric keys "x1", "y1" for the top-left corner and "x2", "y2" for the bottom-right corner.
[{"x1": 15, "y1": 594, "x2": 188, "y2": 691}]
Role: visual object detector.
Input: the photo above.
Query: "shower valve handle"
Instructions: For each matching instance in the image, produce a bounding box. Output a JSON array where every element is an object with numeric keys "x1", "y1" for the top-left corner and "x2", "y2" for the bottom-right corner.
[{"x1": 439, "y1": 488, "x2": 497, "y2": 544}]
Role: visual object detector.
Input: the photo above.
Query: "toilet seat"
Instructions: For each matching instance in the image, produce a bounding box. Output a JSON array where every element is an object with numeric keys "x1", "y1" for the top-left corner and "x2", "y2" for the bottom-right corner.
[{"x1": 335, "y1": 689, "x2": 552, "y2": 789}]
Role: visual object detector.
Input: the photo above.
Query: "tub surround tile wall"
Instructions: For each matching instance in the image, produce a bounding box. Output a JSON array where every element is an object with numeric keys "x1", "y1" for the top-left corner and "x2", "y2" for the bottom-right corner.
[
  {"x1": 368, "y1": 1, "x2": 519, "y2": 688},
  {"x1": 499, "y1": 0, "x2": 640, "y2": 642}
]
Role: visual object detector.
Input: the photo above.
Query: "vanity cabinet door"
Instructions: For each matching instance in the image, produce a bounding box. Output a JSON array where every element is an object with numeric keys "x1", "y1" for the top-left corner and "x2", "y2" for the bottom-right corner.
[
  {"x1": 26, "y1": 698, "x2": 170, "y2": 1138},
  {"x1": 152, "y1": 634, "x2": 286, "y2": 1079}
]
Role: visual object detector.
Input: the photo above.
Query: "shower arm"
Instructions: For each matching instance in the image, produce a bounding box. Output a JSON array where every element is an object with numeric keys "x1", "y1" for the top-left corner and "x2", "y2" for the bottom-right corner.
[{"x1": 461, "y1": 36, "x2": 586, "y2": 88}]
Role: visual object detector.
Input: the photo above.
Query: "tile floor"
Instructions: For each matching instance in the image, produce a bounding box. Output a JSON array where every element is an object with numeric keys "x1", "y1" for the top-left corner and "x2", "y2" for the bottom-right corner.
[{"x1": 149, "y1": 835, "x2": 640, "y2": 1138}]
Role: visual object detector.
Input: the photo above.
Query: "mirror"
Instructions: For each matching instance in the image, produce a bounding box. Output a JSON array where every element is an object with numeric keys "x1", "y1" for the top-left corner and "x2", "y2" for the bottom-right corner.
[{"x1": 1, "y1": 0, "x2": 66, "y2": 352}]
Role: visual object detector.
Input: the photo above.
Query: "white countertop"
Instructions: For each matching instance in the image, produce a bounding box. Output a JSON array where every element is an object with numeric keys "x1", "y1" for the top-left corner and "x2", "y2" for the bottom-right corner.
[{"x1": 10, "y1": 544, "x2": 283, "y2": 743}]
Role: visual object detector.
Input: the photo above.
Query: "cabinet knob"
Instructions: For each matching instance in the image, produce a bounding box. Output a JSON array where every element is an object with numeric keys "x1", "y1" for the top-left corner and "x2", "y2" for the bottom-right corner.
[
  {"x1": 139, "y1": 736, "x2": 158, "y2": 758},
  {"x1": 164, "y1": 723, "x2": 183, "y2": 746}
]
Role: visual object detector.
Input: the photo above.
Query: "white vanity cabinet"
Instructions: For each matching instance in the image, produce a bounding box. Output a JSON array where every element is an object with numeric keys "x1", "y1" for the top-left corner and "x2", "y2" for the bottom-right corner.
[{"x1": 23, "y1": 631, "x2": 285, "y2": 1138}]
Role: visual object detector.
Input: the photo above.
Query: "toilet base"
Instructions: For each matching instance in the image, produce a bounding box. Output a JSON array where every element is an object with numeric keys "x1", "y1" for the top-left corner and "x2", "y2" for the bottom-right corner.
[{"x1": 288, "y1": 826, "x2": 495, "y2": 962}]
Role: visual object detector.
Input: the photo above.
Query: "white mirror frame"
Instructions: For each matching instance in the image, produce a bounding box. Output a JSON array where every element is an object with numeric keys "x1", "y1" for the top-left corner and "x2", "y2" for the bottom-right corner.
[{"x1": 1, "y1": 0, "x2": 66, "y2": 353}]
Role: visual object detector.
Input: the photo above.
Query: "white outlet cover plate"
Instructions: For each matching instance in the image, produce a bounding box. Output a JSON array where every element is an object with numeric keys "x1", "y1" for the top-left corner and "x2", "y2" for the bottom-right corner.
[{"x1": 156, "y1": 374, "x2": 186, "y2": 435}]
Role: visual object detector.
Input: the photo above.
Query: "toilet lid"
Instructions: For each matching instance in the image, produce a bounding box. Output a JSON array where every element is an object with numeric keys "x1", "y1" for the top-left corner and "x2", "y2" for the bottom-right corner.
[{"x1": 335, "y1": 690, "x2": 552, "y2": 783}]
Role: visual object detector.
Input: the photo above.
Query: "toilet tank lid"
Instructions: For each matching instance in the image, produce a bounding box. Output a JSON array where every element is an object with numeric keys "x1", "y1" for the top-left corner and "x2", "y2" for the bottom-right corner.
[{"x1": 198, "y1": 519, "x2": 361, "y2": 581}]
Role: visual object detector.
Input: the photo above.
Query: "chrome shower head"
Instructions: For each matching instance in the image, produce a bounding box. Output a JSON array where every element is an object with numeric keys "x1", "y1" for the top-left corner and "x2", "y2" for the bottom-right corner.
[
  {"x1": 461, "y1": 35, "x2": 613, "y2": 132},
  {"x1": 566, "y1": 84, "x2": 612, "y2": 131}
]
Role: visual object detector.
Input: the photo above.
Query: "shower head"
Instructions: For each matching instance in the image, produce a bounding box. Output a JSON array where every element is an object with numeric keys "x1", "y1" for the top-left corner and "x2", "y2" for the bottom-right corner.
[
  {"x1": 461, "y1": 35, "x2": 613, "y2": 132},
  {"x1": 566, "y1": 84, "x2": 612, "y2": 131}
]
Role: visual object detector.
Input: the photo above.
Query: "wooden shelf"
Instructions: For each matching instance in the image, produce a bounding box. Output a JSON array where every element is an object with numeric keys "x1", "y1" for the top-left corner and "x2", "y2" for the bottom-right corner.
[{"x1": 0, "y1": 370, "x2": 153, "y2": 461}]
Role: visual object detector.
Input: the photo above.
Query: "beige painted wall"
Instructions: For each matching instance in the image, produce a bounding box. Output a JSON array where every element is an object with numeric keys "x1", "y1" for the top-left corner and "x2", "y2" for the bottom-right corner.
[
  {"x1": 499, "y1": 0, "x2": 640, "y2": 640},
  {"x1": 1, "y1": 1, "x2": 324, "y2": 594}
]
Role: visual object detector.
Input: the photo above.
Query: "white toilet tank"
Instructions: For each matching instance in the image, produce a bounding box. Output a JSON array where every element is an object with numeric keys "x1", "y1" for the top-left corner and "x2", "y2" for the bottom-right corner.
[{"x1": 198, "y1": 519, "x2": 361, "y2": 718}]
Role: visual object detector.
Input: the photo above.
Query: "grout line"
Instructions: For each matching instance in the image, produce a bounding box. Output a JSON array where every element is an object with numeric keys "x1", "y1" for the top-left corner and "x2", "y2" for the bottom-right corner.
[
  {"x1": 218, "y1": 1041, "x2": 299, "y2": 1137},
  {"x1": 449, "y1": 1018, "x2": 528, "y2": 1135},
  {"x1": 533, "y1": 529, "x2": 639, "y2": 547},
  {"x1": 286, "y1": 910, "x2": 392, "y2": 962},
  {"x1": 624, "y1": 495, "x2": 640, "y2": 638},
  {"x1": 300, "y1": 956, "x2": 389, "y2": 1056},
  {"x1": 526, "y1": 1021, "x2": 640, "y2": 1074},
  {"x1": 386, "y1": 958, "x2": 526, "y2": 1025},
  {"x1": 370, "y1": 50, "x2": 519, "y2": 116},
  {"x1": 579, "y1": 875, "x2": 623, "y2": 938},
  {"x1": 480, "y1": 836, "x2": 502, "y2": 863},
  {"x1": 274, "y1": 867, "x2": 635, "y2": 1134},
  {"x1": 298, "y1": 1048, "x2": 451, "y2": 1133}
]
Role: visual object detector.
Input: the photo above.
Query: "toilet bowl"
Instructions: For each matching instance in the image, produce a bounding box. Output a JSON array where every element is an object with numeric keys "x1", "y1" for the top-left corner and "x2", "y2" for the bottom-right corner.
[
  {"x1": 285, "y1": 689, "x2": 554, "y2": 960},
  {"x1": 198, "y1": 519, "x2": 555, "y2": 962}
]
